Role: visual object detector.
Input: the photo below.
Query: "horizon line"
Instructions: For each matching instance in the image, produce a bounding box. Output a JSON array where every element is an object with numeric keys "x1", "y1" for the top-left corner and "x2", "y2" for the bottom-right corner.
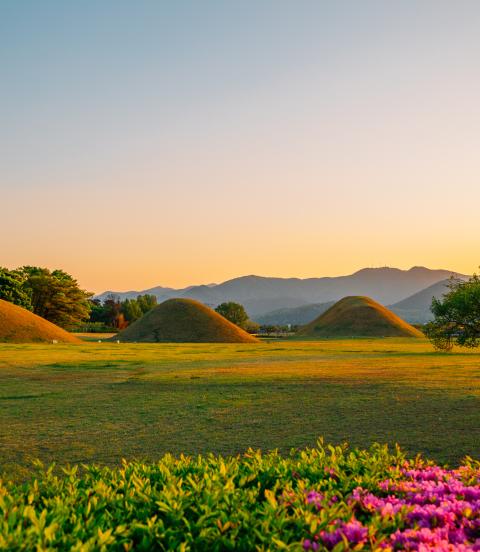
[{"x1": 93, "y1": 264, "x2": 466, "y2": 295}]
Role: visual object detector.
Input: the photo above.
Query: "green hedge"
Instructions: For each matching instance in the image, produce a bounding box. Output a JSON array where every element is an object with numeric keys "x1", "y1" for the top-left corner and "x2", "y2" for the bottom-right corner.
[{"x1": 0, "y1": 442, "x2": 462, "y2": 550}]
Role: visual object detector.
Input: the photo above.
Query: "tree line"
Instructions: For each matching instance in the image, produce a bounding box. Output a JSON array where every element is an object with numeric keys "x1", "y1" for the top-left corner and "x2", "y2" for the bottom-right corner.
[
  {"x1": 89, "y1": 294, "x2": 158, "y2": 330},
  {"x1": 0, "y1": 266, "x2": 91, "y2": 329},
  {"x1": 214, "y1": 302, "x2": 298, "y2": 334},
  {"x1": 2, "y1": 265, "x2": 480, "y2": 346},
  {"x1": 0, "y1": 266, "x2": 159, "y2": 332}
]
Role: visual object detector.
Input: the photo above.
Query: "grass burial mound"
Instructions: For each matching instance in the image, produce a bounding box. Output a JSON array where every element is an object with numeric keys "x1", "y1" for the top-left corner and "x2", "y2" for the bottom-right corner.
[
  {"x1": 297, "y1": 296, "x2": 423, "y2": 338},
  {"x1": 115, "y1": 298, "x2": 259, "y2": 343},
  {"x1": 0, "y1": 299, "x2": 81, "y2": 343}
]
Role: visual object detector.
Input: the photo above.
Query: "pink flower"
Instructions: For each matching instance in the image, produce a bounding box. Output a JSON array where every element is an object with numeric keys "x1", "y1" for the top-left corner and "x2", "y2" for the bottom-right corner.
[
  {"x1": 304, "y1": 464, "x2": 480, "y2": 550},
  {"x1": 319, "y1": 519, "x2": 368, "y2": 550},
  {"x1": 306, "y1": 490, "x2": 324, "y2": 509}
]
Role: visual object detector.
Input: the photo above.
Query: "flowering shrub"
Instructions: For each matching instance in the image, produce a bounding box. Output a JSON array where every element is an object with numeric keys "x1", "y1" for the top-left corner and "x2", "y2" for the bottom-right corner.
[
  {"x1": 0, "y1": 442, "x2": 478, "y2": 550},
  {"x1": 303, "y1": 463, "x2": 480, "y2": 551}
]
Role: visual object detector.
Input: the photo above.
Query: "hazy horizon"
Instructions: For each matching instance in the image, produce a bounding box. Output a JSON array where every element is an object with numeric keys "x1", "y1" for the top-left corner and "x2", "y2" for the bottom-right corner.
[
  {"x1": 79, "y1": 264, "x2": 469, "y2": 295},
  {"x1": 2, "y1": 1, "x2": 479, "y2": 292}
]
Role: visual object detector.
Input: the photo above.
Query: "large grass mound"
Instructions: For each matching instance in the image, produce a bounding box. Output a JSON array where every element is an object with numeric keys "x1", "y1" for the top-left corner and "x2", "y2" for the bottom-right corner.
[
  {"x1": 115, "y1": 298, "x2": 259, "y2": 343},
  {"x1": 297, "y1": 296, "x2": 423, "y2": 338},
  {"x1": 0, "y1": 299, "x2": 81, "y2": 343}
]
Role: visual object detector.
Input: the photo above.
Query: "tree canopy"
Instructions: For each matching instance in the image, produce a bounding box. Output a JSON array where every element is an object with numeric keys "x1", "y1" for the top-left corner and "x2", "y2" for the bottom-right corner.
[
  {"x1": 20, "y1": 267, "x2": 92, "y2": 329},
  {"x1": 0, "y1": 267, "x2": 32, "y2": 310},
  {"x1": 0, "y1": 266, "x2": 92, "y2": 329},
  {"x1": 215, "y1": 302, "x2": 249, "y2": 329},
  {"x1": 89, "y1": 294, "x2": 158, "y2": 329},
  {"x1": 424, "y1": 273, "x2": 480, "y2": 351}
]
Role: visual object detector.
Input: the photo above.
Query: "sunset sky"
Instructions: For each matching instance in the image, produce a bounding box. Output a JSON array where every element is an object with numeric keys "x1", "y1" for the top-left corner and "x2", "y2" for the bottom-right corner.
[{"x1": 1, "y1": 1, "x2": 479, "y2": 292}]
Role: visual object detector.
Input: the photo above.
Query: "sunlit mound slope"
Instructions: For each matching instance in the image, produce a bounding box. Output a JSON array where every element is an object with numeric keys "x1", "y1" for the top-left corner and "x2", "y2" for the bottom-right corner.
[
  {"x1": 297, "y1": 296, "x2": 423, "y2": 338},
  {"x1": 0, "y1": 299, "x2": 81, "y2": 343},
  {"x1": 115, "y1": 298, "x2": 259, "y2": 343}
]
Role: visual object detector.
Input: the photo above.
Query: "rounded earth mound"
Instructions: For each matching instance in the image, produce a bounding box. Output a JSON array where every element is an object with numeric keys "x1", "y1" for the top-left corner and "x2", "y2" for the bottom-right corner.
[
  {"x1": 0, "y1": 299, "x2": 81, "y2": 343},
  {"x1": 297, "y1": 296, "x2": 423, "y2": 338},
  {"x1": 115, "y1": 298, "x2": 259, "y2": 343}
]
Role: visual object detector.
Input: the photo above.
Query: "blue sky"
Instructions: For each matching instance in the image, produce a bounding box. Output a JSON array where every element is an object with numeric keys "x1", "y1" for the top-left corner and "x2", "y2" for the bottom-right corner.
[{"x1": 1, "y1": 1, "x2": 479, "y2": 291}]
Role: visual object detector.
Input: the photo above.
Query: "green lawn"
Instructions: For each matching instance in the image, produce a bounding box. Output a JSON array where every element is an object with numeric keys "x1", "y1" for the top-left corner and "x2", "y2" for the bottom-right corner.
[{"x1": 0, "y1": 338, "x2": 479, "y2": 479}]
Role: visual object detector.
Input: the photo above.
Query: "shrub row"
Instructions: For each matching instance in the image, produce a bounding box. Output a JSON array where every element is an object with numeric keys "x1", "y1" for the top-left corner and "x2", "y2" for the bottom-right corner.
[{"x1": 0, "y1": 442, "x2": 478, "y2": 550}]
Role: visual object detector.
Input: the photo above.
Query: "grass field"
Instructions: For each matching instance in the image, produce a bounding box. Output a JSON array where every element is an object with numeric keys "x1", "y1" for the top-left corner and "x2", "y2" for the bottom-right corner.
[{"x1": 0, "y1": 338, "x2": 479, "y2": 479}]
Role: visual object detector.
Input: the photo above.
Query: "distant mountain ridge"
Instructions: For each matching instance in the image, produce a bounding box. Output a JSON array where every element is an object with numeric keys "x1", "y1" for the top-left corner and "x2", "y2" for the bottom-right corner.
[
  {"x1": 255, "y1": 277, "x2": 470, "y2": 326},
  {"x1": 388, "y1": 278, "x2": 461, "y2": 324},
  {"x1": 95, "y1": 266, "x2": 466, "y2": 319}
]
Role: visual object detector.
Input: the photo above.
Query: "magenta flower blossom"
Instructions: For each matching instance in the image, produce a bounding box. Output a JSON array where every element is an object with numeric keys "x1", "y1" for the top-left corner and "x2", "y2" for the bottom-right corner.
[
  {"x1": 314, "y1": 519, "x2": 368, "y2": 550},
  {"x1": 303, "y1": 538, "x2": 319, "y2": 551},
  {"x1": 303, "y1": 464, "x2": 480, "y2": 550},
  {"x1": 306, "y1": 490, "x2": 324, "y2": 509}
]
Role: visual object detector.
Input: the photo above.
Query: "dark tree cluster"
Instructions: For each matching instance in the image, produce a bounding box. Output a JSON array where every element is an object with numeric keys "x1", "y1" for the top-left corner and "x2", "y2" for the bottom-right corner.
[
  {"x1": 425, "y1": 273, "x2": 480, "y2": 351},
  {"x1": 258, "y1": 324, "x2": 300, "y2": 335},
  {"x1": 214, "y1": 302, "x2": 259, "y2": 333},
  {"x1": 0, "y1": 267, "x2": 32, "y2": 310},
  {"x1": 0, "y1": 266, "x2": 91, "y2": 329},
  {"x1": 89, "y1": 294, "x2": 157, "y2": 330}
]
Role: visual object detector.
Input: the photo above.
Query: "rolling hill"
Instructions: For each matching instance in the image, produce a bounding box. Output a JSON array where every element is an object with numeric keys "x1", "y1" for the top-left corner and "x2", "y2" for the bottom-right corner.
[
  {"x1": 296, "y1": 296, "x2": 423, "y2": 338},
  {"x1": 114, "y1": 298, "x2": 259, "y2": 343}
]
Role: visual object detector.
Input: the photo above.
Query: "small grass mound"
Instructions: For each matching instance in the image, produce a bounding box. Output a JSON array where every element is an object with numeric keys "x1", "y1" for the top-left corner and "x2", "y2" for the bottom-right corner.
[
  {"x1": 297, "y1": 296, "x2": 423, "y2": 338},
  {"x1": 115, "y1": 298, "x2": 259, "y2": 343},
  {"x1": 0, "y1": 299, "x2": 80, "y2": 343}
]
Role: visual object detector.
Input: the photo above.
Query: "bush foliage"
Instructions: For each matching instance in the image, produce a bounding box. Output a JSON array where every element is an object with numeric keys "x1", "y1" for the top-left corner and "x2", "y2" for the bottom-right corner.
[{"x1": 1, "y1": 442, "x2": 478, "y2": 550}]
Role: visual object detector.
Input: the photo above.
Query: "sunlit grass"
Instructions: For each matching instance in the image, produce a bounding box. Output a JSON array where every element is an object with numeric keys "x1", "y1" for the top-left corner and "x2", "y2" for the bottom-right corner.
[{"x1": 0, "y1": 338, "x2": 479, "y2": 479}]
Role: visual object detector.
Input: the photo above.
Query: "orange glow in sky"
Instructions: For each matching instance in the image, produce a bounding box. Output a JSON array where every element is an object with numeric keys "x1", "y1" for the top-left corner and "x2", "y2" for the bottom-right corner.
[{"x1": 1, "y1": 2, "x2": 479, "y2": 292}]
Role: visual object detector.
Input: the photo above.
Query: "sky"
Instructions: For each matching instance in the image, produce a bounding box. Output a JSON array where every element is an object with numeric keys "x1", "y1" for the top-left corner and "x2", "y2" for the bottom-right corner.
[{"x1": 1, "y1": 1, "x2": 479, "y2": 293}]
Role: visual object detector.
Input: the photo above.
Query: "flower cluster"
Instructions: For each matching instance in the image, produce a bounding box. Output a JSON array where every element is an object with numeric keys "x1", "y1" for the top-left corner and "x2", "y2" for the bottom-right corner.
[
  {"x1": 304, "y1": 464, "x2": 480, "y2": 550},
  {"x1": 304, "y1": 519, "x2": 369, "y2": 550}
]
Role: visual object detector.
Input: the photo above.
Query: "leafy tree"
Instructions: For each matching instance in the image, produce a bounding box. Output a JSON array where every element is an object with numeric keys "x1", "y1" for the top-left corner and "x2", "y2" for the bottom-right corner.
[
  {"x1": 88, "y1": 298, "x2": 107, "y2": 323},
  {"x1": 122, "y1": 295, "x2": 157, "y2": 323},
  {"x1": 20, "y1": 266, "x2": 92, "y2": 329},
  {"x1": 243, "y1": 319, "x2": 260, "y2": 334},
  {"x1": 122, "y1": 298, "x2": 143, "y2": 323},
  {"x1": 424, "y1": 273, "x2": 480, "y2": 351},
  {"x1": 101, "y1": 294, "x2": 123, "y2": 328},
  {"x1": 87, "y1": 294, "x2": 157, "y2": 329},
  {"x1": 136, "y1": 294, "x2": 157, "y2": 314},
  {"x1": 0, "y1": 267, "x2": 32, "y2": 310},
  {"x1": 215, "y1": 302, "x2": 249, "y2": 329}
]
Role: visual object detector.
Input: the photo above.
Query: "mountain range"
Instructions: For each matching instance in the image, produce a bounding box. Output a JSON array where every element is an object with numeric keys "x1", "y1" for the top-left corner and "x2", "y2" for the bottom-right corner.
[
  {"x1": 388, "y1": 279, "x2": 457, "y2": 324},
  {"x1": 96, "y1": 266, "x2": 466, "y2": 323},
  {"x1": 256, "y1": 279, "x2": 460, "y2": 326}
]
